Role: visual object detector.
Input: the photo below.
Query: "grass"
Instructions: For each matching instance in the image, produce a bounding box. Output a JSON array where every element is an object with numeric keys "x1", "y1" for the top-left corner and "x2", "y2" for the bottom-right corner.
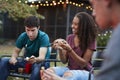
[
  {"x1": 0, "y1": 45, "x2": 14, "y2": 55},
  {"x1": 0, "y1": 40, "x2": 15, "y2": 56}
]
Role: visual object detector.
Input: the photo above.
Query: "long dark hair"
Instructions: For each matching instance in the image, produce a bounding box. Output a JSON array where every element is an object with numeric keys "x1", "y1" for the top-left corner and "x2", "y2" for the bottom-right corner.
[{"x1": 75, "y1": 12, "x2": 97, "y2": 54}]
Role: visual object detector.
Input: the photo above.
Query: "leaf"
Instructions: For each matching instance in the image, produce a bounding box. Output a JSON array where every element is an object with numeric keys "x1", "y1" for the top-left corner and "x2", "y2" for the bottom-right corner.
[{"x1": 0, "y1": 0, "x2": 44, "y2": 21}]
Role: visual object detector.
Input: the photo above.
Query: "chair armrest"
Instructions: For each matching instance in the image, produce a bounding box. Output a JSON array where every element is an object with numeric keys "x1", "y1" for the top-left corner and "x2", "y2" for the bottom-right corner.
[
  {"x1": 0, "y1": 54, "x2": 23, "y2": 58},
  {"x1": 1, "y1": 54, "x2": 11, "y2": 57},
  {"x1": 44, "y1": 59, "x2": 61, "y2": 62}
]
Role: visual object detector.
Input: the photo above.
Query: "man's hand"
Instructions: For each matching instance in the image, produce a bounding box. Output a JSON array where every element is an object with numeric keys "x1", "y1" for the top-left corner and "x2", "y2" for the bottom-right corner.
[
  {"x1": 9, "y1": 57, "x2": 17, "y2": 65},
  {"x1": 42, "y1": 69, "x2": 66, "y2": 80},
  {"x1": 25, "y1": 55, "x2": 37, "y2": 64}
]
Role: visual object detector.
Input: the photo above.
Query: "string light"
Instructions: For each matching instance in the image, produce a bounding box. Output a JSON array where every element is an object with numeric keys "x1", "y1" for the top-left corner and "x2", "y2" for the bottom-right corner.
[
  {"x1": 38, "y1": 1, "x2": 41, "y2": 3},
  {"x1": 7, "y1": 0, "x2": 93, "y2": 11},
  {"x1": 18, "y1": 0, "x2": 21, "y2": 3},
  {"x1": 46, "y1": 4, "x2": 49, "y2": 6},
  {"x1": 31, "y1": 1, "x2": 34, "y2": 4},
  {"x1": 59, "y1": 0, "x2": 62, "y2": 3},
  {"x1": 72, "y1": 2, "x2": 75, "y2": 5},
  {"x1": 66, "y1": 0, "x2": 69, "y2": 4},
  {"x1": 50, "y1": 3, "x2": 53, "y2": 6},
  {"x1": 69, "y1": 1, "x2": 72, "y2": 4},
  {"x1": 45, "y1": 1, "x2": 48, "y2": 3},
  {"x1": 80, "y1": 3, "x2": 83, "y2": 5},
  {"x1": 25, "y1": 1, "x2": 28, "y2": 3},
  {"x1": 30, "y1": 4, "x2": 33, "y2": 7},
  {"x1": 57, "y1": 2, "x2": 60, "y2": 5},
  {"x1": 36, "y1": 4, "x2": 39, "y2": 7},
  {"x1": 62, "y1": 2, "x2": 64, "y2": 4},
  {"x1": 40, "y1": 3, "x2": 43, "y2": 6}
]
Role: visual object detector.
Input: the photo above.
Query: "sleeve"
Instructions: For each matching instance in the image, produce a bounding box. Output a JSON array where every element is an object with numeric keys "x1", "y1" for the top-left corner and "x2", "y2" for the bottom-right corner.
[
  {"x1": 15, "y1": 33, "x2": 26, "y2": 49},
  {"x1": 40, "y1": 33, "x2": 50, "y2": 47},
  {"x1": 88, "y1": 40, "x2": 97, "y2": 51}
]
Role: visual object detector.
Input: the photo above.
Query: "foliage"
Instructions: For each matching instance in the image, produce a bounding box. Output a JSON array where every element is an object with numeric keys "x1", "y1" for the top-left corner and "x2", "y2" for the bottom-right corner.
[
  {"x1": 97, "y1": 30, "x2": 112, "y2": 47},
  {"x1": 0, "y1": 0, "x2": 45, "y2": 21}
]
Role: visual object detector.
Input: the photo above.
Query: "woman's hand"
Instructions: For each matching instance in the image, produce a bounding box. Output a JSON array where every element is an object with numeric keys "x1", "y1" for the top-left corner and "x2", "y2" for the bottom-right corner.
[
  {"x1": 52, "y1": 38, "x2": 72, "y2": 52},
  {"x1": 52, "y1": 38, "x2": 64, "y2": 50}
]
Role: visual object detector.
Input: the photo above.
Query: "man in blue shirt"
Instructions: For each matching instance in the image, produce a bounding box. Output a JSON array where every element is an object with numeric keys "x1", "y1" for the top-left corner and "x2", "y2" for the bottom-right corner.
[{"x1": 0, "y1": 16, "x2": 50, "y2": 80}]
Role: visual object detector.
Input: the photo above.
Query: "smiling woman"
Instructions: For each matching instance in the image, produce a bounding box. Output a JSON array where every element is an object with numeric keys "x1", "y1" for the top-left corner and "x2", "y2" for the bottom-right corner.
[{"x1": 42, "y1": 12, "x2": 97, "y2": 80}]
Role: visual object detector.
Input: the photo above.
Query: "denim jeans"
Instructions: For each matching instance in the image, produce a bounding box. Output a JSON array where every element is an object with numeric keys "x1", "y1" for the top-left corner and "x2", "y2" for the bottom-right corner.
[
  {"x1": 53, "y1": 66, "x2": 94, "y2": 80},
  {"x1": 0, "y1": 57, "x2": 42, "y2": 80}
]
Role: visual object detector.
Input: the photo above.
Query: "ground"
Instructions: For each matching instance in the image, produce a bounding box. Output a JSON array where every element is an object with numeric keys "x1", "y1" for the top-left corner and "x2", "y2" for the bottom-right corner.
[
  {"x1": 0, "y1": 40, "x2": 15, "y2": 55},
  {"x1": 0, "y1": 45, "x2": 14, "y2": 55}
]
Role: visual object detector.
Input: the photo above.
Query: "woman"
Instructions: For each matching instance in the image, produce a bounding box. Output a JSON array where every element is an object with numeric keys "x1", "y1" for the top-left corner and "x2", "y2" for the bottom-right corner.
[{"x1": 42, "y1": 12, "x2": 97, "y2": 80}]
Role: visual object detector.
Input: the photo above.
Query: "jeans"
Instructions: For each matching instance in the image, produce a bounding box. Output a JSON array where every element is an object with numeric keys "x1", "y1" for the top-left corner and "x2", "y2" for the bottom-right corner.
[
  {"x1": 53, "y1": 66, "x2": 94, "y2": 80},
  {"x1": 0, "y1": 57, "x2": 42, "y2": 80}
]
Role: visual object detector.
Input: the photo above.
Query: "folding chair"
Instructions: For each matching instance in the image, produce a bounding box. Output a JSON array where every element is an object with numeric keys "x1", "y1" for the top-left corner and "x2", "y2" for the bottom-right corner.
[{"x1": 88, "y1": 47, "x2": 105, "y2": 80}]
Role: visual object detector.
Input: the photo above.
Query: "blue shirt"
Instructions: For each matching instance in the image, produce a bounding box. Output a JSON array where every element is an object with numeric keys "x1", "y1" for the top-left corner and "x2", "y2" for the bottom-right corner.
[{"x1": 16, "y1": 30, "x2": 50, "y2": 59}]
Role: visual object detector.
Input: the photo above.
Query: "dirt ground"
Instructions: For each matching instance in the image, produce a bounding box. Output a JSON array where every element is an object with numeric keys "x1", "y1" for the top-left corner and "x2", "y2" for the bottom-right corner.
[
  {"x1": 0, "y1": 45, "x2": 14, "y2": 55},
  {"x1": 0, "y1": 40, "x2": 15, "y2": 55}
]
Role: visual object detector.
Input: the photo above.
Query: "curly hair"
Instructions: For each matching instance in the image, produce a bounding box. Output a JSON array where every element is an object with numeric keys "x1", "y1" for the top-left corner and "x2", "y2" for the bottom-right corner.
[{"x1": 75, "y1": 12, "x2": 97, "y2": 54}]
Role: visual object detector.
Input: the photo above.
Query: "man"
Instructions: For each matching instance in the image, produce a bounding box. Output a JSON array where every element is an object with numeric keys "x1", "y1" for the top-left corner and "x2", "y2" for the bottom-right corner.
[
  {"x1": 0, "y1": 16, "x2": 50, "y2": 80},
  {"x1": 90, "y1": 0, "x2": 120, "y2": 80}
]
